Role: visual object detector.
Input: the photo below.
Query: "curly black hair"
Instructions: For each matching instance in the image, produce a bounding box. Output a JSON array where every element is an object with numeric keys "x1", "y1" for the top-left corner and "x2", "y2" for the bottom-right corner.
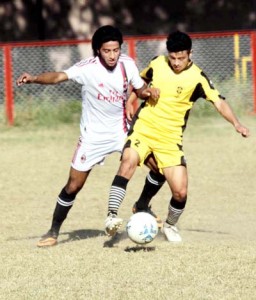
[{"x1": 92, "y1": 25, "x2": 123, "y2": 57}]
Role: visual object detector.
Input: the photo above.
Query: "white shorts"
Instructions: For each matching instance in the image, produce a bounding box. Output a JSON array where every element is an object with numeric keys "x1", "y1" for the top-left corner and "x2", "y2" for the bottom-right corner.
[{"x1": 71, "y1": 135, "x2": 126, "y2": 172}]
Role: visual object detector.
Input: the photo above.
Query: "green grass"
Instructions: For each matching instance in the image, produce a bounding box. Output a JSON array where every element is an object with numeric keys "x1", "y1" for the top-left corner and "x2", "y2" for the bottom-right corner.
[
  {"x1": 12, "y1": 99, "x2": 81, "y2": 127},
  {"x1": 1, "y1": 116, "x2": 256, "y2": 299}
]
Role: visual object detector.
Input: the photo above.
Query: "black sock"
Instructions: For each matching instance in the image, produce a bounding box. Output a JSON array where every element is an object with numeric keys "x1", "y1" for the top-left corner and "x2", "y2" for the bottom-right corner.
[
  {"x1": 136, "y1": 171, "x2": 166, "y2": 210},
  {"x1": 50, "y1": 188, "x2": 77, "y2": 234}
]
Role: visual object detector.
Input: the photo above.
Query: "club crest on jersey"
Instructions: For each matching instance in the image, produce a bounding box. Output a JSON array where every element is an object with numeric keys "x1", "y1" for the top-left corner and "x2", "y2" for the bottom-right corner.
[
  {"x1": 123, "y1": 82, "x2": 128, "y2": 92},
  {"x1": 175, "y1": 86, "x2": 183, "y2": 97},
  {"x1": 81, "y1": 154, "x2": 86, "y2": 163}
]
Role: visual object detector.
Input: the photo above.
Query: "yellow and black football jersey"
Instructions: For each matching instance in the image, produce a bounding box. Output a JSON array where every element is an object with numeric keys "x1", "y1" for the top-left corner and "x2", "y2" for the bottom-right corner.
[{"x1": 131, "y1": 55, "x2": 225, "y2": 144}]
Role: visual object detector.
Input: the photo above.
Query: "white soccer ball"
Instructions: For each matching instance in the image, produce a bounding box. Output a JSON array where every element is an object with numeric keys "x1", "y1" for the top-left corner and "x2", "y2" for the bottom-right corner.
[{"x1": 126, "y1": 212, "x2": 158, "y2": 244}]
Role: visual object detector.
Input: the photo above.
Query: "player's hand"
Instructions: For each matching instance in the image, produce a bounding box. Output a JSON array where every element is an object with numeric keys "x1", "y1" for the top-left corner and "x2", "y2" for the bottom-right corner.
[
  {"x1": 126, "y1": 101, "x2": 135, "y2": 122},
  {"x1": 16, "y1": 73, "x2": 35, "y2": 86},
  {"x1": 141, "y1": 87, "x2": 160, "y2": 102},
  {"x1": 235, "y1": 124, "x2": 250, "y2": 137}
]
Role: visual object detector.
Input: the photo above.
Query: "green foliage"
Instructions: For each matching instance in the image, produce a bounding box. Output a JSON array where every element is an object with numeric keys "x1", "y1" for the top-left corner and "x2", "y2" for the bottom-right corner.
[
  {"x1": 2, "y1": 75, "x2": 253, "y2": 128},
  {"x1": 189, "y1": 76, "x2": 253, "y2": 119},
  {"x1": 1, "y1": 0, "x2": 255, "y2": 42},
  {"x1": 13, "y1": 99, "x2": 81, "y2": 127}
]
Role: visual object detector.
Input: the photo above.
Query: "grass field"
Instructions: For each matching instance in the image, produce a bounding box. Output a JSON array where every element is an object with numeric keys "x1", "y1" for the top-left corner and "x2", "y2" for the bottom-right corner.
[{"x1": 1, "y1": 115, "x2": 256, "y2": 300}]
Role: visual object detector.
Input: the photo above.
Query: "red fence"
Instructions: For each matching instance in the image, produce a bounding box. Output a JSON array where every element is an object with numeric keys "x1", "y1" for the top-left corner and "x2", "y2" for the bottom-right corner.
[{"x1": 1, "y1": 30, "x2": 256, "y2": 125}]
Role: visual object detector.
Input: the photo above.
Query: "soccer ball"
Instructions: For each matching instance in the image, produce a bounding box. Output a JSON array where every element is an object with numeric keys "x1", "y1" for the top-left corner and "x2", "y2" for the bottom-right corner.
[{"x1": 126, "y1": 212, "x2": 158, "y2": 244}]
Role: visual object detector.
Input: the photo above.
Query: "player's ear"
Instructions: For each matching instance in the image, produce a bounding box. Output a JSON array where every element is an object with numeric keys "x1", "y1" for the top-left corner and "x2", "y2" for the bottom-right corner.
[{"x1": 188, "y1": 49, "x2": 193, "y2": 60}]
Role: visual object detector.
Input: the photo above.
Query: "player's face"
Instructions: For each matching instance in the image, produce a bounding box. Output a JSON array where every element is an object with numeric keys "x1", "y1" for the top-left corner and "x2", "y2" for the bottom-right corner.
[
  {"x1": 98, "y1": 41, "x2": 121, "y2": 70},
  {"x1": 168, "y1": 50, "x2": 191, "y2": 73}
]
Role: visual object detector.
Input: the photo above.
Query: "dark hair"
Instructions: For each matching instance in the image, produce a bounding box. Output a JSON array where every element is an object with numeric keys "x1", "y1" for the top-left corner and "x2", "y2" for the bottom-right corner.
[
  {"x1": 92, "y1": 25, "x2": 123, "y2": 56},
  {"x1": 166, "y1": 31, "x2": 192, "y2": 52}
]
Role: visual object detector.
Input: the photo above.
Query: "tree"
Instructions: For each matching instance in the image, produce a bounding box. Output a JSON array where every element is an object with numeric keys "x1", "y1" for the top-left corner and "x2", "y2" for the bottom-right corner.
[{"x1": 0, "y1": 0, "x2": 255, "y2": 42}]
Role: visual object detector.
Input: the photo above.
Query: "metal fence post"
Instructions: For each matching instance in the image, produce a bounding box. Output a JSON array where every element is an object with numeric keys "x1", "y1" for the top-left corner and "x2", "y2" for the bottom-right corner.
[{"x1": 3, "y1": 45, "x2": 14, "y2": 125}]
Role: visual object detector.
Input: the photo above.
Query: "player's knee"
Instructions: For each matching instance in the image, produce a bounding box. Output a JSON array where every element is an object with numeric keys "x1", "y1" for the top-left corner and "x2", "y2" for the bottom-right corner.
[
  {"x1": 65, "y1": 180, "x2": 83, "y2": 194},
  {"x1": 118, "y1": 158, "x2": 137, "y2": 178},
  {"x1": 172, "y1": 190, "x2": 187, "y2": 201},
  {"x1": 58, "y1": 187, "x2": 77, "y2": 201}
]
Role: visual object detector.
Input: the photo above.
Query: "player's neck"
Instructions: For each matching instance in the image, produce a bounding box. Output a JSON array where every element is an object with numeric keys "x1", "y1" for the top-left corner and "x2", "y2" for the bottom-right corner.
[{"x1": 99, "y1": 57, "x2": 117, "y2": 71}]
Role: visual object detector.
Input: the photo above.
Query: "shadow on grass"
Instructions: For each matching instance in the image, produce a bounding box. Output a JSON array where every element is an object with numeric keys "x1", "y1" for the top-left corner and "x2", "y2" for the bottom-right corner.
[
  {"x1": 103, "y1": 232, "x2": 127, "y2": 248},
  {"x1": 59, "y1": 229, "x2": 130, "y2": 247},
  {"x1": 8, "y1": 227, "x2": 230, "y2": 247},
  {"x1": 124, "y1": 245, "x2": 156, "y2": 252},
  {"x1": 24, "y1": 229, "x2": 128, "y2": 247},
  {"x1": 8, "y1": 229, "x2": 105, "y2": 243},
  {"x1": 59, "y1": 229, "x2": 105, "y2": 244},
  {"x1": 183, "y1": 228, "x2": 230, "y2": 235}
]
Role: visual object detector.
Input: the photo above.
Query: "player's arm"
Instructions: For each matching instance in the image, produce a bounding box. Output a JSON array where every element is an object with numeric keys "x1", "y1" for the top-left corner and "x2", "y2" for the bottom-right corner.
[
  {"x1": 200, "y1": 71, "x2": 249, "y2": 138},
  {"x1": 126, "y1": 91, "x2": 138, "y2": 122},
  {"x1": 16, "y1": 71, "x2": 68, "y2": 86},
  {"x1": 130, "y1": 59, "x2": 159, "y2": 105},
  {"x1": 135, "y1": 64, "x2": 160, "y2": 100},
  {"x1": 213, "y1": 98, "x2": 250, "y2": 137},
  {"x1": 134, "y1": 82, "x2": 160, "y2": 101},
  {"x1": 127, "y1": 82, "x2": 160, "y2": 121}
]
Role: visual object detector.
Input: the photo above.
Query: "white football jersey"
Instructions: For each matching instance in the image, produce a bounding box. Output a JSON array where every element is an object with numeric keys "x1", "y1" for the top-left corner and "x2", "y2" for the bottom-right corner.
[{"x1": 64, "y1": 54, "x2": 144, "y2": 144}]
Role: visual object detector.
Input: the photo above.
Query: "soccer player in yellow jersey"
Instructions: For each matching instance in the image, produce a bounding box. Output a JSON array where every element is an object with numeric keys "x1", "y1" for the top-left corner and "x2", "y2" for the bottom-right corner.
[{"x1": 105, "y1": 31, "x2": 249, "y2": 242}]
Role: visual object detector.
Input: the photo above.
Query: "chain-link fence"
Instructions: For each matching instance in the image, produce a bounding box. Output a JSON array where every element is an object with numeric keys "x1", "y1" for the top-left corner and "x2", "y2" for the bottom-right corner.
[
  {"x1": 133, "y1": 33, "x2": 253, "y2": 114},
  {"x1": 1, "y1": 31, "x2": 255, "y2": 125}
]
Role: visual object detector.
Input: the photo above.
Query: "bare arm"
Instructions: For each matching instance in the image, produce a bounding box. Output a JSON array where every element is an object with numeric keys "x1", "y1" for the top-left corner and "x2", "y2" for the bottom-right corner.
[
  {"x1": 134, "y1": 83, "x2": 160, "y2": 101},
  {"x1": 213, "y1": 99, "x2": 250, "y2": 137},
  {"x1": 126, "y1": 83, "x2": 160, "y2": 121},
  {"x1": 16, "y1": 71, "x2": 68, "y2": 86},
  {"x1": 126, "y1": 91, "x2": 138, "y2": 122}
]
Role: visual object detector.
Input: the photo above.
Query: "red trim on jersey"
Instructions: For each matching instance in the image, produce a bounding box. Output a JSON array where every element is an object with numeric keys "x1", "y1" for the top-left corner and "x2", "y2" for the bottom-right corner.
[
  {"x1": 120, "y1": 62, "x2": 128, "y2": 133},
  {"x1": 72, "y1": 138, "x2": 82, "y2": 164},
  {"x1": 75, "y1": 57, "x2": 97, "y2": 67}
]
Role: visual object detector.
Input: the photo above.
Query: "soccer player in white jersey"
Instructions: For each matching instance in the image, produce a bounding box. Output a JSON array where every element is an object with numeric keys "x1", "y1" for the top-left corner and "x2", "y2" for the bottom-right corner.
[{"x1": 16, "y1": 25, "x2": 160, "y2": 247}]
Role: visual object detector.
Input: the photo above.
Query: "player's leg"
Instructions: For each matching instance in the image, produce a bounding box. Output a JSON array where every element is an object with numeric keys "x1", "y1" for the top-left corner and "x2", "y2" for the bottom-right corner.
[
  {"x1": 37, "y1": 167, "x2": 90, "y2": 247},
  {"x1": 137, "y1": 154, "x2": 166, "y2": 210},
  {"x1": 133, "y1": 154, "x2": 166, "y2": 227},
  {"x1": 105, "y1": 145, "x2": 141, "y2": 236},
  {"x1": 51, "y1": 168, "x2": 90, "y2": 236},
  {"x1": 162, "y1": 165, "x2": 188, "y2": 242}
]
